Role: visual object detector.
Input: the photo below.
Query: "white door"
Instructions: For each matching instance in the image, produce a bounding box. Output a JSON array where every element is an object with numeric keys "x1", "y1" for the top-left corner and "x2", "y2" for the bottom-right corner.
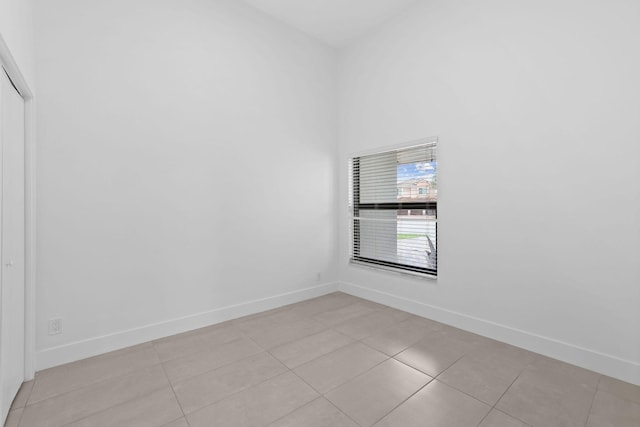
[{"x1": 0, "y1": 69, "x2": 25, "y2": 424}]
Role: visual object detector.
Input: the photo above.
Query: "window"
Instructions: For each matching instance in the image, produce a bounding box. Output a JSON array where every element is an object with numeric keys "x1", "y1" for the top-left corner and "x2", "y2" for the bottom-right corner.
[{"x1": 349, "y1": 140, "x2": 437, "y2": 276}]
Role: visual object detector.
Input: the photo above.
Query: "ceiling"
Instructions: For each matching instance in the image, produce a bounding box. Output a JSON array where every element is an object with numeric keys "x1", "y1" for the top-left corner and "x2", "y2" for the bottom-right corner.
[{"x1": 242, "y1": 0, "x2": 420, "y2": 47}]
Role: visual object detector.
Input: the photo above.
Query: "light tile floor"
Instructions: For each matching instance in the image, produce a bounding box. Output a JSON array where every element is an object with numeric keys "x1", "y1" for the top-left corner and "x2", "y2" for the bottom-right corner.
[{"x1": 6, "y1": 292, "x2": 640, "y2": 427}]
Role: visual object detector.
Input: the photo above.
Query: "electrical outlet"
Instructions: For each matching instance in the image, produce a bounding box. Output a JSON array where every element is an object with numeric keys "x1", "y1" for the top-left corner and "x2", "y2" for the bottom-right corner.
[
  {"x1": 316, "y1": 272, "x2": 322, "y2": 282},
  {"x1": 48, "y1": 318, "x2": 63, "y2": 335}
]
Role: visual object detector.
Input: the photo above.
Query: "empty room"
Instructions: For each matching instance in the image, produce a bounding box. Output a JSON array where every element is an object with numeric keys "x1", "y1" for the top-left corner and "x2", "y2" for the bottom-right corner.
[{"x1": 1, "y1": 0, "x2": 639, "y2": 426}]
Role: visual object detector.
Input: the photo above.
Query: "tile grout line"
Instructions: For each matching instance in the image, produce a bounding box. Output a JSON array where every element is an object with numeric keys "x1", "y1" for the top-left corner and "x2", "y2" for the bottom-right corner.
[
  {"x1": 163, "y1": 344, "x2": 268, "y2": 386},
  {"x1": 321, "y1": 308, "x2": 410, "y2": 339},
  {"x1": 269, "y1": 359, "x2": 363, "y2": 427},
  {"x1": 58, "y1": 347, "x2": 173, "y2": 427},
  {"x1": 311, "y1": 306, "x2": 388, "y2": 330},
  {"x1": 583, "y1": 375, "x2": 603, "y2": 427},
  {"x1": 24, "y1": 346, "x2": 163, "y2": 407},
  {"x1": 54, "y1": 385, "x2": 172, "y2": 427},
  {"x1": 387, "y1": 345, "x2": 467, "y2": 381},
  {"x1": 161, "y1": 305, "x2": 366, "y2": 423},
  {"x1": 152, "y1": 333, "x2": 246, "y2": 364},
  {"x1": 11, "y1": 380, "x2": 35, "y2": 427},
  {"x1": 355, "y1": 324, "x2": 461, "y2": 425},
  {"x1": 28, "y1": 347, "x2": 176, "y2": 426},
  {"x1": 166, "y1": 322, "x2": 311, "y2": 417},
  {"x1": 18, "y1": 379, "x2": 35, "y2": 409},
  {"x1": 320, "y1": 397, "x2": 363, "y2": 427},
  {"x1": 384, "y1": 343, "x2": 532, "y2": 427},
  {"x1": 283, "y1": 339, "x2": 356, "y2": 371},
  {"x1": 245, "y1": 318, "x2": 382, "y2": 426},
  {"x1": 485, "y1": 408, "x2": 534, "y2": 427},
  {"x1": 426, "y1": 355, "x2": 501, "y2": 425},
  {"x1": 369, "y1": 376, "x2": 435, "y2": 426},
  {"x1": 355, "y1": 332, "x2": 412, "y2": 358},
  {"x1": 475, "y1": 362, "x2": 533, "y2": 427},
  {"x1": 171, "y1": 371, "x2": 294, "y2": 423},
  {"x1": 16, "y1": 361, "x2": 167, "y2": 420},
  {"x1": 248, "y1": 299, "x2": 392, "y2": 349},
  {"x1": 304, "y1": 309, "x2": 436, "y2": 425},
  {"x1": 319, "y1": 352, "x2": 392, "y2": 395},
  {"x1": 157, "y1": 354, "x2": 190, "y2": 426},
  {"x1": 308, "y1": 339, "x2": 414, "y2": 425},
  {"x1": 267, "y1": 327, "x2": 357, "y2": 368},
  {"x1": 282, "y1": 337, "x2": 382, "y2": 426},
  {"x1": 235, "y1": 296, "x2": 391, "y2": 356},
  {"x1": 238, "y1": 323, "x2": 332, "y2": 354},
  {"x1": 148, "y1": 300, "x2": 421, "y2": 423},
  {"x1": 256, "y1": 304, "x2": 411, "y2": 426}
]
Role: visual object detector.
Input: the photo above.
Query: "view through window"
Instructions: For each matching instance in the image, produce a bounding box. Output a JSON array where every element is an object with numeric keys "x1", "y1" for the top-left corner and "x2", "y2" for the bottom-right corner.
[{"x1": 350, "y1": 141, "x2": 437, "y2": 275}]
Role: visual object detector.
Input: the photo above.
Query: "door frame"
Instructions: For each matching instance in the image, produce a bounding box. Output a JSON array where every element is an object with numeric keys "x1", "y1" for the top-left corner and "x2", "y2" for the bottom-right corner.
[{"x1": 0, "y1": 34, "x2": 36, "y2": 381}]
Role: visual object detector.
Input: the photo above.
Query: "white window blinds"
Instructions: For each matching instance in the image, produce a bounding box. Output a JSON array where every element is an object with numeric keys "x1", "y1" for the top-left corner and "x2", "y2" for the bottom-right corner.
[{"x1": 350, "y1": 141, "x2": 437, "y2": 275}]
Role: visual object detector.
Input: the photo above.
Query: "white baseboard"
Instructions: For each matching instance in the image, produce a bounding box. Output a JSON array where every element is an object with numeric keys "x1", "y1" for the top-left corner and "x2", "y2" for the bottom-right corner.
[
  {"x1": 338, "y1": 281, "x2": 640, "y2": 386},
  {"x1": 37, "y1": 282, "x2": 340, "y2": 371}
]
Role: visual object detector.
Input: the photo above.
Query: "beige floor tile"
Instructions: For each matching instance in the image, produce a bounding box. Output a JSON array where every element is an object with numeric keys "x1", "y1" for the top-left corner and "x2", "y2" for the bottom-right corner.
[
  {"x1": 478, "y1": 409, "x2": 529, "y2": 427},
  {"x1": 375, "y1": 380, "x2": 490, "y2": 427},
  {"x1": 19, "y1": 365, "x2": 169, "y2": 427},
  {"x1": 29, "y1": 344, "x2": 159, "y2": 404},
  {"x1": 186, "y1": 372, "x2": 318, "y2": 427},
  {"x1": 9, "y1": 380, "x2": 33, "y2": 409},
  {"x1": 313, "y1": 302, "x2": 382, "y2": 326},
  {"x1": 333, "y1": 308, "x2": 411, "y2": 340},
  {"x1": 239, "y1": 312, "x2": 327, "y2": 349},
  {"x1": 152, "y1": 323, "x2": 243, "y2": 362},
  {"x1": 173, "y1": 351, "x2": 287, "y2": 413},
  {"x1": 66, "y1": 387, "x2": 183, "y2": 427},
  {"x1": 598, "y1": 375, "x2": 640, "y2": 404},
  {"x1": 287, "y1": 293, "x2": 364, "y2": 317},
  {"x1": 326, "y1": 358, "x2": 431, "y2": 426},
  {"x1": 269, "y1": 397, "x2": 358, "y2": 427},
  {"x1": 235, "y1": 307, "x2": 309, "y2": 332},
  {"x1": 438, "y1": 342, "x2": 536, "y2": 405},
  {"x1": 394, "y1": 331, "x2": 477, "y2": 377},
  {"x1": 362, "y1": 315, "x2": 443, "y2": 356},
  {"x1": 161, "y1": 418, "x2": 189, "y2": 427},
  {"x1": 163, "y1": 337, "x2": 263, "y2": 383},
  {"x1": 495, "y1": 358, "x2": 598, "y2": 427},
  {"x1": 235, "y1": 302, "x2": 297, "y2": 320},
  {"x1": 294, "y1": 342, "x2": 388, "y2": 394},
  {"x1": 162, "y1": 418, "x2": 189, "y2": 427},
  {"x1": 443, "y1": 325, "x2": 496, "y2": 348},
  {"x1": 270, "y1": 329, "x2": 354, "y2": 369},
  {"x1": 586, "y1": 389, "x2": 640, "y2": 427},
  {"x1": 5, "y1": 408, "x2": 23, "y2": 427},
  {"x1": 532, "y1": 355, "x2": 601, "y2": 389}
]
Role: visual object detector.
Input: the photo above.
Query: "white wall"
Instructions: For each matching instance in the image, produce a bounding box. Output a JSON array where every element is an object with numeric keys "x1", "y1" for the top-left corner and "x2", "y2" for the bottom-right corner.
[
  {"x1": 34, "y1": 0, "x2": 338, "y2": 368},
  {"x1": 338, "y1": 0, "x2": 640, "y2": 384},
  {"x1": 0, "y1": 0, "x2": 35, "y2": 88}
]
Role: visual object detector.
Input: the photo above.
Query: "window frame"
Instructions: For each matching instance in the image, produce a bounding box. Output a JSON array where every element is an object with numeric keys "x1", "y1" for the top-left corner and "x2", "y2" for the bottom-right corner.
[{"x1": 349, "y1": 137, "x2": 438, "y2": 278}]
